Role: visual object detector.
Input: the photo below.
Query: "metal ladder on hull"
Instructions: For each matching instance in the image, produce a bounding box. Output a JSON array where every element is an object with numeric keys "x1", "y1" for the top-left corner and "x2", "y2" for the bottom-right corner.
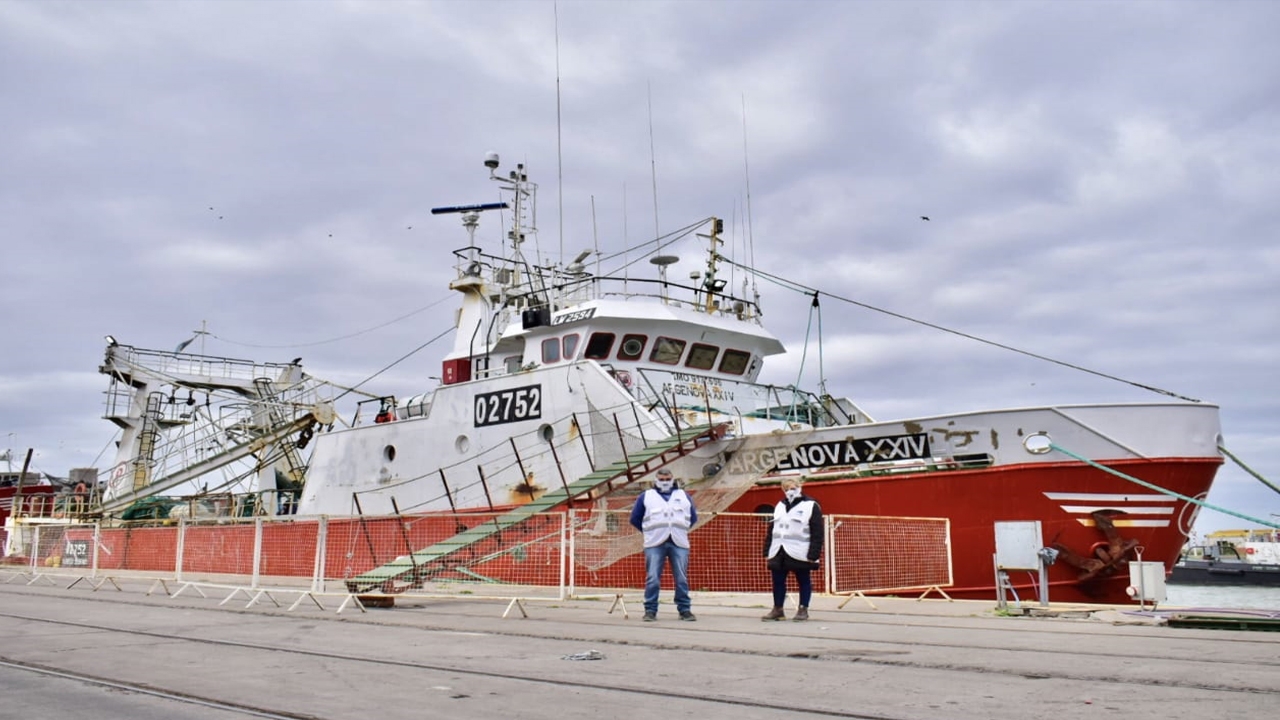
[{"x1": 345, "y1": 422, "x2": 729, "y2": 593}]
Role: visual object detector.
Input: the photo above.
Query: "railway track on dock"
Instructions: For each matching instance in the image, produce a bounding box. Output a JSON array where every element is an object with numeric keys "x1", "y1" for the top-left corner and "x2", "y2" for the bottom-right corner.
[{"x1": 0, "y1": 585, "x2": 1275, "y2": 719}]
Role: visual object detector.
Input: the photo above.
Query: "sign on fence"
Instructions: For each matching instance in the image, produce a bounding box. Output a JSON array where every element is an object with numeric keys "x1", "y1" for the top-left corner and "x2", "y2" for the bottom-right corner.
[{"x1": 63, "y1": 538, "x2": 91, "y2": 567}]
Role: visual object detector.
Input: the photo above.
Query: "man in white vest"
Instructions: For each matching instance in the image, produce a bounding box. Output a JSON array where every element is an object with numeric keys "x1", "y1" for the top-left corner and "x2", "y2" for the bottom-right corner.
[{"x1": 629, "y1": 468, "x2": 698, "y2": 622}]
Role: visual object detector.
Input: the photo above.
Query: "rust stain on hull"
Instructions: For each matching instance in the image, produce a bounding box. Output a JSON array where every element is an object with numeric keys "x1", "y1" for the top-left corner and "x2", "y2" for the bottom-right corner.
[{"x1": 509, "y1": 472, "x2": 546, "y2": 504}]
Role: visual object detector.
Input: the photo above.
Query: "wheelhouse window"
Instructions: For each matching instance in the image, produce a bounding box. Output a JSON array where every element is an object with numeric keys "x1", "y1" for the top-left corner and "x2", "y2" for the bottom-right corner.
[
  {"x1": 718, "y1": 349, "x2": 751, "y2": 375},
  {"x1": 685, "y1": 343, "x2": 718, "y2": 370},
  {"x1": 650, "y1": 336, "x2": 686, "y2": 365},
  {"x1": 584, "y1": 332, "x2": 615, "y2": 360},
  {"x1": 617, "y1": 334, "x2": 647, "y2": 361},
  {"x1": 541, "y1": 338, "x2": 561, "y2": 364},
  {"x1": 562, "y1": 333, "x2": 580, "y2": 360}
]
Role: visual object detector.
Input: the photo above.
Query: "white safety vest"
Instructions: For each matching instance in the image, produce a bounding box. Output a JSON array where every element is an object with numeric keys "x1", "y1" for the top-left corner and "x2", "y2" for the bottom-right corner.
[
  {"x1": 767, "y1": 498, "x2": 816, "y2": 560},
  {"x1": 640, "y1": 488, "x2": 693, "y2": 548}
]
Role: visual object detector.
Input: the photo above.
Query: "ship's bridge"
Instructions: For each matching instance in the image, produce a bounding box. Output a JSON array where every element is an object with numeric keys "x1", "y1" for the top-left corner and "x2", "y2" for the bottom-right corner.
[{"x1": 496, "y1": 297, "x2": 784, "y2": 385}]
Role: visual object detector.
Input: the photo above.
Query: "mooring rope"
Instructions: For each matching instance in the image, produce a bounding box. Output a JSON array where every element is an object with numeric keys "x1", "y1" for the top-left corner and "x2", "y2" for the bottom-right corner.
[
  {"x1": 1049, "y1": 442, "x2": 1280, "y2": 530},
  {"x1": 1217, "y1": 444, "x2": 1280, "y2": 497}
]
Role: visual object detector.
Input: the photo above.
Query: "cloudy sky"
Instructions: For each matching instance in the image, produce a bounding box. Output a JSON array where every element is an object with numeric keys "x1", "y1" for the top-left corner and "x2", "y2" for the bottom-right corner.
[{"x1": 2, "y1": 0, "x2": 1276, "y2": 535}]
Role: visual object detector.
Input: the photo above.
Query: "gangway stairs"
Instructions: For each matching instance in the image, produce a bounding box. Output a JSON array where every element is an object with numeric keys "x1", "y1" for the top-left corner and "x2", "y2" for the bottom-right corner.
[{"x1": 345, "y1": 422, "x2": 729, "y2": 594}]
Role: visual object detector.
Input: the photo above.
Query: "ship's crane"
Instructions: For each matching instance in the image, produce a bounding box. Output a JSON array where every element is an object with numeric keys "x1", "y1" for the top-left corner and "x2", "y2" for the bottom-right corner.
[{"x1": 98, "y1": 341, "x2": 338, "y2": 516}]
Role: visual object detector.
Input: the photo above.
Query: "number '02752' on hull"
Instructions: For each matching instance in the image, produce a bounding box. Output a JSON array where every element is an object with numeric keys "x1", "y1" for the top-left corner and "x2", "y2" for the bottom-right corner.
[{"x1": 474, "y1": 385, "x2": 542, "y2": 427}]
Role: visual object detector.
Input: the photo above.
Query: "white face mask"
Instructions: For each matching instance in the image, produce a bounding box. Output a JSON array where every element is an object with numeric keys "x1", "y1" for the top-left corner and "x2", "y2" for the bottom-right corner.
[
  {"x1": 656, "y1": 479, "x2": 674, "y2": 492},
  {"x1": 784, "y1": 487, "x2": 802, "y2": 502}
]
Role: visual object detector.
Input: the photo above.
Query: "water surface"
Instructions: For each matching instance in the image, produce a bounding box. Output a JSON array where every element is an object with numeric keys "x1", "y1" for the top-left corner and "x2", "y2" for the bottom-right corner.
[{"x1": 1163, "y1": 584, "x2": 1280, "y2": 610}]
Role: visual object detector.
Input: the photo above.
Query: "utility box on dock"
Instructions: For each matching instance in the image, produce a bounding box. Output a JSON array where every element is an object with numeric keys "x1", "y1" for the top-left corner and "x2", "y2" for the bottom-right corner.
[
  {"x1": 1128, "y1": 561, "x2": 1166, "y2": 605},
  {"x1": 994, "y1": 521, "x2": 1042, "y2": 570},
  {"x1": 994, "y1": 521, "x2": 1049, "y2": 610}
]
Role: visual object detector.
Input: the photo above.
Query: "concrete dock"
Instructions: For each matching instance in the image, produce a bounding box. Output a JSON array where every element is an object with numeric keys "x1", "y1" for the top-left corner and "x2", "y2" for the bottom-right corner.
[{"x1": 0, "y1": 572, "x2": 1276, "y2": 720}]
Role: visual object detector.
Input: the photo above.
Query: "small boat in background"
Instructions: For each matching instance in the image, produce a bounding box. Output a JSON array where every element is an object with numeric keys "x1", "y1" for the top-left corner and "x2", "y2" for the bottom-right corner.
[{"x1": 1171, "y1": 529, "x2": 1280, "y2": 586}]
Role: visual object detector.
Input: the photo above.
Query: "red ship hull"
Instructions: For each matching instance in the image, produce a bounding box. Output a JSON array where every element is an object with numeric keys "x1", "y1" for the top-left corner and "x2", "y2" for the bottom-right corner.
[
  {"x1": 33, "y1": 457, "x2": 1218, "y2": 607},
  {"x1": 725, "y1": 456, "x2": 1221, "y2": 604}
]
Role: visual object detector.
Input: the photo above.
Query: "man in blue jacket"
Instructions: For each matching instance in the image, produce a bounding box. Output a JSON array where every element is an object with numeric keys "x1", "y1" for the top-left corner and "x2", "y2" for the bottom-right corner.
[{"x1": 630, "y1": 468, "x2": 697, "y2": 622}]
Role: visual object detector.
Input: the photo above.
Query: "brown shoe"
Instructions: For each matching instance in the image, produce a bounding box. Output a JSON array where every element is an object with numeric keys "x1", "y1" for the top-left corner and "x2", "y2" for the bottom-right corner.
[
  {"x1": 793, "y1": 606, "x2": 809, "y2": 622},
  {"x1": 761, "y1": 606, "x2": 785, "y2": 621}
]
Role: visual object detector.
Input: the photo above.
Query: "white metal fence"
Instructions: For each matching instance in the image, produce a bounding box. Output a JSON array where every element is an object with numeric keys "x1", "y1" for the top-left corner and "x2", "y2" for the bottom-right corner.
[{"x1": 2, "y1": 511, "x2": 951, "y2": 611}]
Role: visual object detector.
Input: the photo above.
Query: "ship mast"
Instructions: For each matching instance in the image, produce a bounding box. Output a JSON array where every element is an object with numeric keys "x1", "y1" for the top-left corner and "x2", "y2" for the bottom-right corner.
[
  {"x1": 699, "y1": 217, "x2": 727, "y2": 314},
  {"x1": 433, "y1": 153, "x2": 545, "y2": 383}
]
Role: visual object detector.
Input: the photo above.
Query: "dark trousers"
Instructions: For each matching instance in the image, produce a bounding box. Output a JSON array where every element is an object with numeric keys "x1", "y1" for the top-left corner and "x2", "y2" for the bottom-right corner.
[{"x1": 771, "y1": 565, "x2": 813, "y2": 607}]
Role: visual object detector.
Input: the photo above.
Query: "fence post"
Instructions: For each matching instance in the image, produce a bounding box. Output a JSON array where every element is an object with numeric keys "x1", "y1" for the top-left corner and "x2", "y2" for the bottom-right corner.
[
  {"x1": 92, "y1": 521, "x2": 102, "y2": 578},
  {"x1": 30, "y1": 524, "x2": 41, "y2": 572},
  {"x1": 567, "y1": 509, "x2": 577, "y2": 597},
  {"x1": 558, "y1": 512, "x2": 568, "y2": 600},
  {"x1": 823, "y1": 514, "x2": 834, "y2": 591},
  {"x1": 175, "y1": 517, "x2": 186, "y2": 583},
  {"x1": 252, "y1": 516, "x2": 263, "y2": 589},
  {"x1": 312, "y1": 516, "x2": 328, "y2": 594}
]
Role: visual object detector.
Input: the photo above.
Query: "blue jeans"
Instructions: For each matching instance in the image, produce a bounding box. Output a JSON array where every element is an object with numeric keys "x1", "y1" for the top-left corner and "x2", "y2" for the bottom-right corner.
[{"x1": 643, "y1": 540, "x2": 690, "y2": 614}]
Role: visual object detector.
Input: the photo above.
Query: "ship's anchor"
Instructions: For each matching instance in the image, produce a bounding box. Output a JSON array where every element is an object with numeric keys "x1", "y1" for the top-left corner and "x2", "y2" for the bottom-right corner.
[{"x1": 1051, "y1": 509, "x2": 1139, "y2": 583}]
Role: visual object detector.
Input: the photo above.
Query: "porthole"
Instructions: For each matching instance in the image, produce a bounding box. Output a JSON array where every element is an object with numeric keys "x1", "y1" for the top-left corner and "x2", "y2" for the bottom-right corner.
[
  {"x1": 539, "y1": 423, "x2": 555, "y2": 443},
  {"x1": 456, "y1": 435, "x2": 471, "y2": 454},
  {"x1": 383, "y1": 445, "x2": 397, "y2": 462},
  {"x1": 1023, "y1": 433, "x2": 1052, "y2": 455}
]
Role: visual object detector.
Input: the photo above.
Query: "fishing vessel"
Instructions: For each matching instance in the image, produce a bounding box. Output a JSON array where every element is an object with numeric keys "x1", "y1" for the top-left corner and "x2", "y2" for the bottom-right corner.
[
  {"x1": 1, "y1": 453, "x2": 59, "y2": 559},
  {"x1": 1171, "y1": 530, "x2": 1280, "y2": 586},
  {"x1": 31, "y1": 153, "x2": 1225, "y2": 604}
]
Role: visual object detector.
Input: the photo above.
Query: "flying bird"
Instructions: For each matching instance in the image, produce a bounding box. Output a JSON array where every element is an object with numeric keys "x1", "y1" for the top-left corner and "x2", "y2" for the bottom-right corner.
[{"x1": 920, "y1": 216, "x2": 930, "y2": 221}]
